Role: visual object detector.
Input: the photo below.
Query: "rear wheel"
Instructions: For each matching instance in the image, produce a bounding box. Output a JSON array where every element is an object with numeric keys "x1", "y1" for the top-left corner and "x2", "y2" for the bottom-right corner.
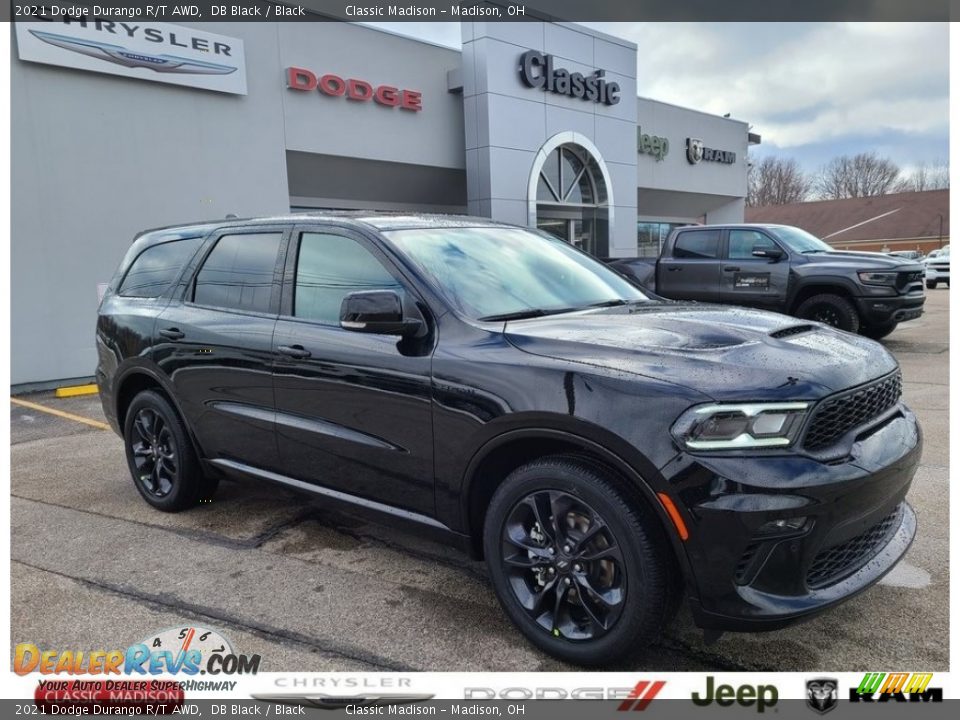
[
  {"x1": 795, "y1": 293, "x2": 860, "y2": 333},
  {"x1": 483, "y1": 456, "x2": 677, "y2": 666},
  {"x1": 123, "y1": 390, "x2": 218, "y2": 512},
  {"x1": 861, "y1": 321, "x2": 898, "y2": 340},
  {"x1": 927, "y1": 280, "x2": 938, "y2": 289}
]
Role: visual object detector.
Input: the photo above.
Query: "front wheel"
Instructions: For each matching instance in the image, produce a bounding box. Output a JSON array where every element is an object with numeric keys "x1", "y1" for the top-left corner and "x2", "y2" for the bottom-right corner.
[
  {"x1": 123, "y1": 390, "x2": 218, "y2": 512},
  {"x1": 861, "y1": 321, "x2": 899, "y2": 340},
  {"x1": 926, "y1": 280, "x2": 938, "y2": 289},
  {"x1": 483, "y1": 456, "x2": 677, "y2": 666},
  {"x1": 795, "y1": 293, "x2": 860, "y2": 333}
]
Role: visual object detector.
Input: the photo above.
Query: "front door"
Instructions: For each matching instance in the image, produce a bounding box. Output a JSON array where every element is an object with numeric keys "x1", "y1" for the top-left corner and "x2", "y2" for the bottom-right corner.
[
  {"x1": 271, "y1": 227, "x2": 436, "y2": 516},
  {"x1": 719, "y1": 229, "x2": 791, "y2": 311}
]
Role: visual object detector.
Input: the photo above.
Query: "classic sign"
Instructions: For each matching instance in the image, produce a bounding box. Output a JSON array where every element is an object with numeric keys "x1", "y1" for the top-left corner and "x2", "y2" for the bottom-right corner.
[{"x1": 519, "y1": 50, "x2": 620, "y2": 106}]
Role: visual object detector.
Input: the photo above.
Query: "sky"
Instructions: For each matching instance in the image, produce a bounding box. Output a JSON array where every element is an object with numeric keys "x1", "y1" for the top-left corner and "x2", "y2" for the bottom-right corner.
[{"x1": 361, "y1": 22, "x2": 949, "y2": 176}]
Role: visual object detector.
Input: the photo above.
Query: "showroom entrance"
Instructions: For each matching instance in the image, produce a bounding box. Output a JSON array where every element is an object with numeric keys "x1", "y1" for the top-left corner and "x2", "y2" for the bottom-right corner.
[{"x1": 532, "y1": 141, "x2": 610, "y2": 257}]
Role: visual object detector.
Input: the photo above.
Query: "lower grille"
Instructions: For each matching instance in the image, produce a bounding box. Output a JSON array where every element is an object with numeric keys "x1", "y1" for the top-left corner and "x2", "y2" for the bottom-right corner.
[
  {"x1": 803, "y1": 372, "x2": 902, "y2": 451},
  {"x1": 734, "y1": 541, "x2": 762, "y2": 584},
  {"x1": 806, "y1": 506, "x2": 903, "y2": 589}
]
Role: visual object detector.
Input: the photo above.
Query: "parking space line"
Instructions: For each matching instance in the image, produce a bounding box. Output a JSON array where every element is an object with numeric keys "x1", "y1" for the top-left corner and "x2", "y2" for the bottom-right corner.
[{"x1": 10, "y1": 397, "x2": 111, "y2": 431}]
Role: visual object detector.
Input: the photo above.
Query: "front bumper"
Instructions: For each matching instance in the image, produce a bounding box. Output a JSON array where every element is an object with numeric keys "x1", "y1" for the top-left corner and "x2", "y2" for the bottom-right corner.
[
  {"x1": 854, "y1": 292, "x2": 925, "y2": 325},
  {"x1": 661, "y1": 406, "x2": 921, "y2": 632}
]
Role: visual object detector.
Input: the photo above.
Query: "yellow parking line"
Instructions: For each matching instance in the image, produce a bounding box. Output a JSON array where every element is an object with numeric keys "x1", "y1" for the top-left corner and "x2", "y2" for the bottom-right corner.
[{"x1": 10, "y1": 397, "x2": 111, "y2": 430}]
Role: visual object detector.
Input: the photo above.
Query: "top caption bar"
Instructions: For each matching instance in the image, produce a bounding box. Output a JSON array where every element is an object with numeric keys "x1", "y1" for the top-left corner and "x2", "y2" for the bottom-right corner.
[{"x1": 4, "y1": 0, "x2": 954, "y2": 22}]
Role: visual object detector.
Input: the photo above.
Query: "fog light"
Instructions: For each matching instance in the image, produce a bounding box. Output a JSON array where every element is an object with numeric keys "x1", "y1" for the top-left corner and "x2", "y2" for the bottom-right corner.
[{"x1": 758, "y1": 517, "x2": 807, "y2": 534}]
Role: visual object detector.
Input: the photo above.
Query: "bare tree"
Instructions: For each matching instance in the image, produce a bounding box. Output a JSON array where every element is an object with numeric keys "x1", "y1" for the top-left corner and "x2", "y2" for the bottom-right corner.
[
  {"x1": 813, "y1": 152, "x2": 902, "y2": 199},
  {"x1": 897, "y1": 160, "x2": 950, "y2": 192},
  {"x1": 747, "y1": 156, "x2": 811, "y2": 206}
]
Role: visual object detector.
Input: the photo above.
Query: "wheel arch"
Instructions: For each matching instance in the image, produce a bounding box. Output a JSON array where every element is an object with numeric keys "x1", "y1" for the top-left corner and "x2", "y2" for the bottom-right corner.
[
  {"x1": 787, "y1": 278, "x2": 860, "y2": 315},
  {"x1": 460, "y1": 428, "x2": 692, "y2": 583}
]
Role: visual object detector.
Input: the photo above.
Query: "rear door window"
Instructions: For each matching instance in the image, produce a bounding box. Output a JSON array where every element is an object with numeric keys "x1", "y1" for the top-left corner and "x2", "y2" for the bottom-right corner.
[
  {"x1": 673, "y1": 230, "x2": 721, "y2": 259},
  {"x1": 193, "y1": 232, "x2": 283, "y2": 313}
]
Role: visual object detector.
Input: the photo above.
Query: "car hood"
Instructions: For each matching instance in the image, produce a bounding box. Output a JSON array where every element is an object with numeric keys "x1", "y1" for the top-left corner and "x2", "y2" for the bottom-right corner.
[
  {"x1": 504, "y1": 303, "x2": 898, "y2": 401},
  {"x1": 800, "y1": 250, "x2": 922, "y2": 272}
]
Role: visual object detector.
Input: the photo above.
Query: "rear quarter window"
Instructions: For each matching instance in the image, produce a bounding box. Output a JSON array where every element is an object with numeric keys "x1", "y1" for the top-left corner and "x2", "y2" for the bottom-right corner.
[{"x1": 118, "y1": 237, "x2": 203, "y2": 298}]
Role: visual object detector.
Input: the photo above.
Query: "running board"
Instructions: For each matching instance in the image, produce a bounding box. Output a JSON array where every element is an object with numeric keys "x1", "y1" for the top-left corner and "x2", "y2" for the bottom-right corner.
[{"x1": 209, "y1": 457, "x2": 453, "y2": 533}]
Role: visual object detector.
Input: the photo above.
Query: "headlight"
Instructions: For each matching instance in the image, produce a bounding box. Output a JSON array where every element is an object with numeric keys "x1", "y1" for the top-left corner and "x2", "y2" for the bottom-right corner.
[
  {"x1": 858, "y1": 271, "x2": 898, "y2": 286},
  {"x1": 671, "y1": 402, "x2": 810, "y2": 451}
]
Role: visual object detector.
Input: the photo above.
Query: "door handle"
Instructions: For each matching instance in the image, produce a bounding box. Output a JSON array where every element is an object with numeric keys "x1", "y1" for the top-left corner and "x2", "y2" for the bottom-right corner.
[
  {"x1": 666, "y1": 267, "x2": 683, "y2": 272},
  {"x1": 277, "y1": 344, "x2": 311, "y2": 359},
  {"x1": 723, "y1": 267, "x2": 741, "y2": 272},
  {"x1": 159, "y1": 327, "x2": 185, "y2": 341}
]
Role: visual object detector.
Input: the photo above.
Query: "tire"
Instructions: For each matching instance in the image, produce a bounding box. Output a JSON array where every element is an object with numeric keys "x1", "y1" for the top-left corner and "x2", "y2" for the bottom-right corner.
[
  {"x1": 123, "y1": 390, "x2": 218, "y2": 512},
  {"x1": 861, "y1": 321, "x2": 898, "y2": 340},
  {"x1": 926, "y1": 280, "x2": 938, "y2": 290},
  {"x1": 795, "y1": 293, "x2": 860, "y2": 333},
  {"x1": 483, "y1": 456, "x2": 677, "y2": 666}
]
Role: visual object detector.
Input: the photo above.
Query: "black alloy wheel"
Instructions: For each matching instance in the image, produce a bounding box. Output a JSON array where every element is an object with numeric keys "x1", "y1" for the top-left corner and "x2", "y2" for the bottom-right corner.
[
  {"x1": 130, "y1": 407, "x2": 178, "y2": 499},
  {"x1": 795, "y1": 293, "x2": 860, "y2": 333},
  {"x1": 123, "y1": 390, "x2": 218, "y2": 512},
  {"x1": 484, "y1": 456, "x2": 677, "y2": 665},
  {"x1": 501, "y1": 489, "x2": 625, "y2": 640}
]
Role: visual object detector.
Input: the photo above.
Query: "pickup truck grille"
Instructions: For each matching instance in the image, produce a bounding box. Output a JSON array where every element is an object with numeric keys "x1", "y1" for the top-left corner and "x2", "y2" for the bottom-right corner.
[
  {"x1": 803, "y1": 372, "x2": 902, "y2": 451},
  {"x1": 896, "y1": 270, "x2": 924, "y2": 292}
]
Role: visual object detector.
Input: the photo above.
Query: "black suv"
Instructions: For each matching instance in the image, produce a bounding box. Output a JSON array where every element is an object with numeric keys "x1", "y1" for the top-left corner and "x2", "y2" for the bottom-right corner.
[{"x1": 97, "y1": 214, "x2": 921, "y2": 665}]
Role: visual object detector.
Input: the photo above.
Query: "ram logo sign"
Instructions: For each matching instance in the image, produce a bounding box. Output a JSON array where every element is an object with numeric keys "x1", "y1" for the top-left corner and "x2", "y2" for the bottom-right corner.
[{"x1": 15, "y1": 21, "x2": 247, "y2": 94}]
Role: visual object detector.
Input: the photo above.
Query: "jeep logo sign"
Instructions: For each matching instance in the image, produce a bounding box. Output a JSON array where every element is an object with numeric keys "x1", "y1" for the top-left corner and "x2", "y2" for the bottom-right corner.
[
  {"x1": 638, "y1": 128, "x2": 669, "y2": 161},
  {"x1": 519, "y1": 50, "x2": 620, "y2": 106}
]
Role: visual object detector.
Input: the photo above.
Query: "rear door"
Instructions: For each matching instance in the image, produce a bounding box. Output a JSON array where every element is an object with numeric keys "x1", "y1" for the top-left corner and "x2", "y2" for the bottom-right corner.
[
  {"x1": 719, "y1": 228, "x2": 791, "y2": 310},
  {"x1": 271, "y1": 225, "x2": 436, "y2": 516},
  {"x1": 656, "y1": 228, "x2": 722, "y2": 302},
  {"x1": 154, "y1": 225, "x2": 289, "y2": 470}
]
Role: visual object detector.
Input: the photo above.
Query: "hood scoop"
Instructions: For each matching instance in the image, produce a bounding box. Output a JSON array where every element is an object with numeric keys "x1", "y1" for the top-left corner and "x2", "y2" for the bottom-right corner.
[{"x1": 770, "y1": 324, "x2": 816, "y2": 339}]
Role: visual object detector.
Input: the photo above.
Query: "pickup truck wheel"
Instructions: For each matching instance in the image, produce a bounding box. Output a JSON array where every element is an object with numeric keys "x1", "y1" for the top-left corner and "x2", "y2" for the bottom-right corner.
[
  {"x1": 123, "y1": 390, "x2": 218, "y2": 512},
  {"x1": 795, "y1": 294, "x2": 860, "y2": 333},
  {"x1": 926, "y1": 280, "x2": 938, "y2": 289},
  {"x1": 861, "y1": 321, "x2": 898, "y2": 340},
  {"x1": 483, "y1": 456, "x2": 675, "y2": 666}
]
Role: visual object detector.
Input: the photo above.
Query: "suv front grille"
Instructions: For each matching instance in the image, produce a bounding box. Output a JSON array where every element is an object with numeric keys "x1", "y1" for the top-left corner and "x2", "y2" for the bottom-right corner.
[
  {"x1": 806, "y1": 505, "x2": 903, "y2": 589},
  {"x1": 803, "y1": 372, "x2": 902, "y2": 451}
]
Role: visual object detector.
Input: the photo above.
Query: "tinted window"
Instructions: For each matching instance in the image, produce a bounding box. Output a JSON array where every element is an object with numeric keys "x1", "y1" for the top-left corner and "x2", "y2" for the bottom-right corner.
[
  {"x1": 118, "y1": 238, "x2": 202, "y2": 298},
  {"x1": 294, "y1": 232, "x2": 402, "y2": 325},
  {"x1": 673, "y1": 230, "x2": 720, "y2": 259},
  {"x1": 728, "y1": 230, "x2": 778, "y2": 259},
  {"x1": 193, "y1": 233, "x2": 282, "y2": 313}
]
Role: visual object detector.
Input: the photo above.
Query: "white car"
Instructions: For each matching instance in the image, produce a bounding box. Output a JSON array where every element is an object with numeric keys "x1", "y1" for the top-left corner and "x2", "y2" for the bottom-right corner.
[{"x1": 926, "y1": 249, "x2": 950, "y2": 289}]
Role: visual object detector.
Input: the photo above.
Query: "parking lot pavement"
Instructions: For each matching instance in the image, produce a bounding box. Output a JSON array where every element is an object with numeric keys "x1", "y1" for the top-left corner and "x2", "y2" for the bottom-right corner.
[{"x1": 10, "y1": 290, "x2": 949, "y2": 672}]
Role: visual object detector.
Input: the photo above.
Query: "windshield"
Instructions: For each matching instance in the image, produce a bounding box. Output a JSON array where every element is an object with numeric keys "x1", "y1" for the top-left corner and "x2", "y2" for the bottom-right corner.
[
  {"x1": 385, "y1": 226, "x2": 648, "y2": 321},
  {"x1": 771, "y1": 226, "x2": 834, "y2": 254}
]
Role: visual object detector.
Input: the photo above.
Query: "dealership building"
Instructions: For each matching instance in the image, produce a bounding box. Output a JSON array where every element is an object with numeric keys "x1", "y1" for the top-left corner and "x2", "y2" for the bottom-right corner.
[{"x1": 11, "y1": 19, "x2": 756, "y2": 387}]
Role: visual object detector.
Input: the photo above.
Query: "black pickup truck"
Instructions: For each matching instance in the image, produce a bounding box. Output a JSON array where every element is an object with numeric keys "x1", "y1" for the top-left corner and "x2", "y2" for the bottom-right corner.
[{"x1": 607, "y1": 224, "x2": 925, "y2": 339}]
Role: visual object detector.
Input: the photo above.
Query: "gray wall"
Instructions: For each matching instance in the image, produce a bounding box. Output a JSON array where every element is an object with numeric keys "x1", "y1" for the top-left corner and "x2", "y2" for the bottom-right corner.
[
  {"x1": 461, "y1": 22, "x2": 640, "y2": 257},
  {"x1": 11, "y1": 22, "x2": 291, "y2": 385}
]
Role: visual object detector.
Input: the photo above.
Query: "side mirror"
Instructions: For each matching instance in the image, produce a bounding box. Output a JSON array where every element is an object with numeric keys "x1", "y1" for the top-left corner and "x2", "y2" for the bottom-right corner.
[
  {"x1": 340, "y1": 290, "x2": 422, "y2": 337},
  {"x1": 752, "y1": 245, "x2": 784, "y2": 260}
]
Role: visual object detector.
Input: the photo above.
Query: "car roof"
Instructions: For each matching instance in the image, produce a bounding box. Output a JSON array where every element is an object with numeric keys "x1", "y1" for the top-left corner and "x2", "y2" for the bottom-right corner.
[{"x1": 133, "y1": 211, "x2": 515, "y2": 245}]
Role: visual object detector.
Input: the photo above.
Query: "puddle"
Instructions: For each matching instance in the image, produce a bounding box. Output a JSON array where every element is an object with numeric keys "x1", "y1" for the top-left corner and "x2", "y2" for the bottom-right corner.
[{"x1": 879, "y1": 561, "x2": 931, "y2": 589}]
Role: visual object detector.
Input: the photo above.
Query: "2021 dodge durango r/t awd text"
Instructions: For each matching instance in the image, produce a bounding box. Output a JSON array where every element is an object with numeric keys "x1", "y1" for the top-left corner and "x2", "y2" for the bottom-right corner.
[{"x1": 96, "y1": 214, "x2": 921, "y2": 665}]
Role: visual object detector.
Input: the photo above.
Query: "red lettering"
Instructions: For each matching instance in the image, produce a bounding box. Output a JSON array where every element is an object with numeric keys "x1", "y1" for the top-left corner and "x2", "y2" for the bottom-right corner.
[
  {"x1": 286, "y1": 67, "x2": 316, "y2": 91},
  {"x1": 318, "y1": 74, "x2": 346, "y2": 96},
  {"x1": 346, "y1": 79, "x2": 373, "y2": 101},
  {"x1": 400, "y1": 90, "x2": 422, "y2": 112},
  {"x1": 374, "y1": 85, "x2": 400, "y2": 107}
]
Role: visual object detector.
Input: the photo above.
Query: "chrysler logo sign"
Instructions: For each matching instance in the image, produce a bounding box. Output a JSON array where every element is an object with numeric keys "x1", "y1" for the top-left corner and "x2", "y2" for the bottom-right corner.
[
  {"x1": 15, "y1": 21, "x2": 247, "y2": 94},
  {"x1": 519, "y1": 50, "x2": 620, "y2": 106}
]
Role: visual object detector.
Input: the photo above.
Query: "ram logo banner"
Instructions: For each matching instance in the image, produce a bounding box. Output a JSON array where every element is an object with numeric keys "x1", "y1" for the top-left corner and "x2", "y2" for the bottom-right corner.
[
  {"x1": 805, "y1": 678, "x2": 838, "y2": 715},
  {"x1": 15, "y1": 21, "x2": 247, "y2": 94},
  {"x1": 850, "y1": 673, "x2": 942, "y2": 702}
]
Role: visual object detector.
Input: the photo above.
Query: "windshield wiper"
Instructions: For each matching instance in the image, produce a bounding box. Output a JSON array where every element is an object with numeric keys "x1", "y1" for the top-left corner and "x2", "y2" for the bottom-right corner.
[
  {"x1": 584, "y1": 299, "x2": 630, "y2": 308},
  {"x1": 478, "y1": 308, "x2": 577, "y2": 322}
]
